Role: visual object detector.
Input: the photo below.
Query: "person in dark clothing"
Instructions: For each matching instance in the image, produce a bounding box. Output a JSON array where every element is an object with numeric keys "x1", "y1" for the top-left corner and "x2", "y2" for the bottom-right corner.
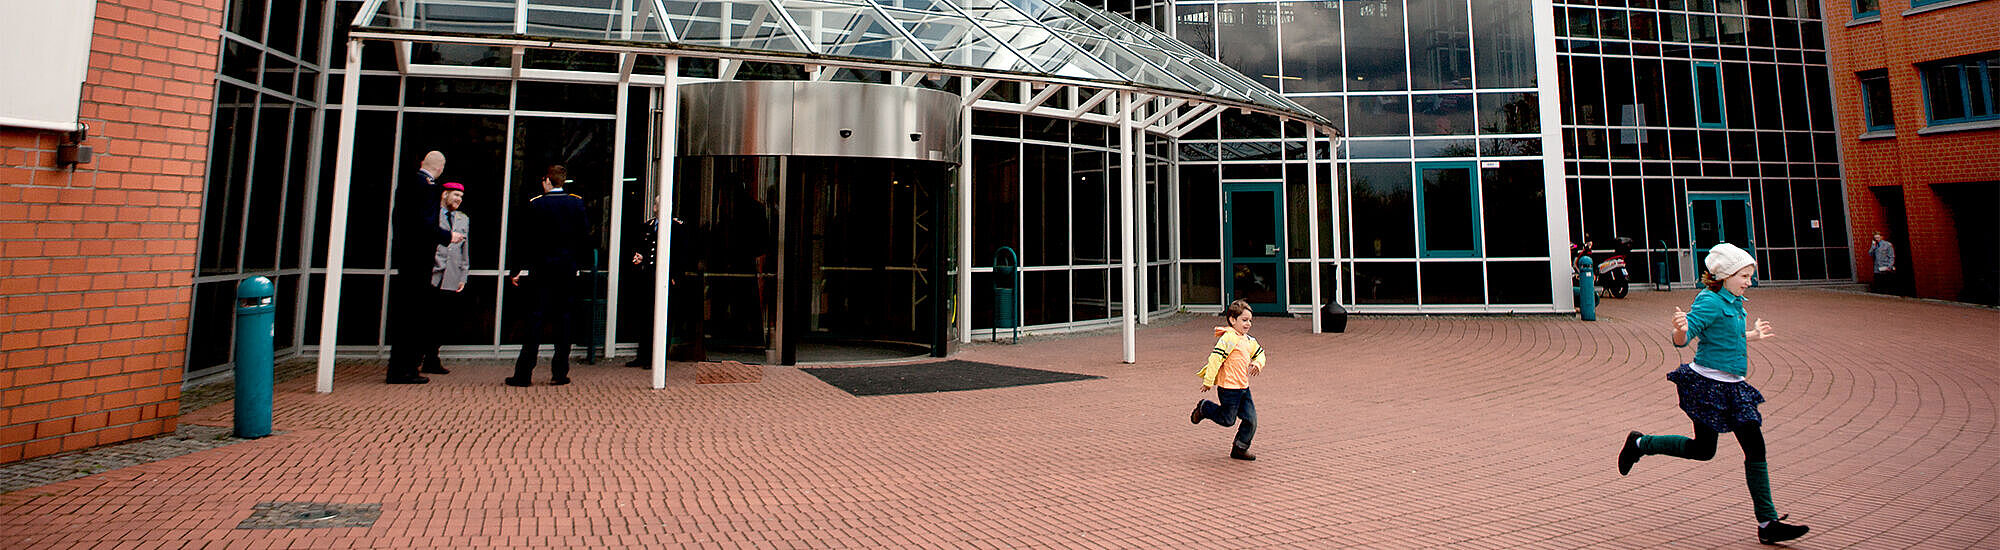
[
  {"x1": 624, "y1": 212, "x2": 661, "y2": 368},
  {"x1": 507, "y1": 165, "x2": 590, "y2": 387},
  {"x1": 387, "y1": 151, "x2": 462, "y2": 384}
]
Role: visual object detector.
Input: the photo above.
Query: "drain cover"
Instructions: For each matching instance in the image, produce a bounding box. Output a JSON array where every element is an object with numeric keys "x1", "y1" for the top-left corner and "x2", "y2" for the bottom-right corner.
[{"x1": 237, "y1": 502, "x2": 381, "y2": 529}]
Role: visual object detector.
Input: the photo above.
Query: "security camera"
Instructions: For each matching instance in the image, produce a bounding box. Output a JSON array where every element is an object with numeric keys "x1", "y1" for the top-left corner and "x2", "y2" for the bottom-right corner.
[
  {"x1": 839, "y1": 128, "x2": 853, "y2": 138},
  {"x1": 909, "y1": 132, "x2": 923, "y2": 142}
]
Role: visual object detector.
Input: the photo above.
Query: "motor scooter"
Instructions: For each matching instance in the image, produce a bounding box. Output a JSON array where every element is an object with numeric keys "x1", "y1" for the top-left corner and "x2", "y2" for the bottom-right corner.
[{"x1": 1595, "y1": 238, "x2": 1633, "y2": 299}]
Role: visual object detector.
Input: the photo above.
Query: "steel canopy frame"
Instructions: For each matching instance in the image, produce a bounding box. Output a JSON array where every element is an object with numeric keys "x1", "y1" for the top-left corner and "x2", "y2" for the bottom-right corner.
[{"x1": 313, "y1": 0, "x2": 1342, "y2": 391}]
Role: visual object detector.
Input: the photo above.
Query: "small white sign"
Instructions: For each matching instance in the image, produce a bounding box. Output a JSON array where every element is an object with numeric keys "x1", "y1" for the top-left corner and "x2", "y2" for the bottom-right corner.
[
  {"x1": 1810, "y1": 219, "x2": 1821, "y2": 229},
  {"x1": 1480, "y1": 161, "x2": 1499, "y2": 168}
]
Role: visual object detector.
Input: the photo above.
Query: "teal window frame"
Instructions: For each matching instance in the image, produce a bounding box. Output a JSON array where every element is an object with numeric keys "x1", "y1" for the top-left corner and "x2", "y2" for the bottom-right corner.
[
  {"x1": 1859, "y1": 70, "x2": 1895, "y2": 131},
  {"x1": 1413, "y1": 161, "x2": 1482, "y2": 259},
  {"x1": 1692, "y1": 61, "x2": 1726, "y2": 129},
  {"x1": 1853, "y1": 0, "x2": 1880, "y2": 19},
  {"x1": 1911, "y1": 0, "x2": 1952, "y2": 6},
  {"x1": 1918, "y1": 52, "x2": 2000, "y2": 125}
]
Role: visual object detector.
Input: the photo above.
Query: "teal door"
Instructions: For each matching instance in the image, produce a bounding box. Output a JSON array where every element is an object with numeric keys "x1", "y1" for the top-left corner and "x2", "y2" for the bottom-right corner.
[
  {"x1": 1224, "y1": 183, "x2": 1286, "y2": 314},
  {"x1": 1688, "y1": 193, "x2": 1755, "y2": 277},
  {"x1": 1415, "y1": 162, "x2": 1481, "y2": 258}
]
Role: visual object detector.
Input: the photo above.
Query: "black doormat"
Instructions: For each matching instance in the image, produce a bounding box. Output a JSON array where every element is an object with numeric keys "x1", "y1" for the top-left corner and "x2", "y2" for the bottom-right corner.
[{"x1": 801, "y1": 360, "x2": 1101, "y2": 396}]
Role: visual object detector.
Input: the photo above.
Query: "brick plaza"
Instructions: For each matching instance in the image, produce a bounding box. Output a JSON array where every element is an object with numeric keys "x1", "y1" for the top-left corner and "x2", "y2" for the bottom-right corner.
[{"x1": 3, "y1": 287, "x2": 1996, "y2": 548}]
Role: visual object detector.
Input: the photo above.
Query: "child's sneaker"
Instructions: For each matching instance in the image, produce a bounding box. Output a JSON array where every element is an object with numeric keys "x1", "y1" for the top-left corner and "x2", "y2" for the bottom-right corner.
[{"x1": 1757, "y1": 515, "x2": 1808, "y2": 544}]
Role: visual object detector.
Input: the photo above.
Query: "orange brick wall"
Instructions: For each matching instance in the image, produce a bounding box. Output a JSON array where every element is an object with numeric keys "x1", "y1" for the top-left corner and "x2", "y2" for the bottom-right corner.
[
  {"x1": 1825, "y1": 0, "x2": 2000, "y2": 300},
  {"x1": 1, "y1": 0, "x2": 224, "y2": 463}
]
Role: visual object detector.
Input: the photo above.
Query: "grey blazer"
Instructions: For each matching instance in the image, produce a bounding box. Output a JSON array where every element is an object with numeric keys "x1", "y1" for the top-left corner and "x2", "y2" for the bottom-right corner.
[{"x1": 432, "y1": 209, "x2": 471, "y2": 290}]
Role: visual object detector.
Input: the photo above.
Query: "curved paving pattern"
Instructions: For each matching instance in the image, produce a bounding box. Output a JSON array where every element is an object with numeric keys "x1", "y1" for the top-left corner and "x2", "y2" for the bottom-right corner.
[{"x1": 2, "y1": 288, "x2": 1996, "y2": 548}]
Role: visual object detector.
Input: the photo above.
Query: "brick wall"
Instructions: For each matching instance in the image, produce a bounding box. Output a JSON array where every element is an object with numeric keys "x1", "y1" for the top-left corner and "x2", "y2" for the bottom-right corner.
[
  {"x1": 0, "y1": 0, "x2": 224, "y2": 463},
  {"x1": 1825, "y1": 0, "x2": 2000, "y2": 300}
]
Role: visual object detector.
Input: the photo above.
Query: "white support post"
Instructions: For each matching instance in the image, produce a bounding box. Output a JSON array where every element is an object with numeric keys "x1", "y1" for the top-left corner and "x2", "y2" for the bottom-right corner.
[
  {"x1": 315, "y1": 39, "x2": 364, "y2": 394},
  {"x1": 1119, "y1": 91, "x2": 1136, "y2": 364},
  {"x1": 1135, "y1": 96, "x2": 1149, "y2": 325},
  {"x1": 958, "y1": 77, "x2": 974, "y2": 344},
  {"x1": 606, "y1": 71, "x2": 631, "y2": 356},
  {"x1": 1307, "y1": 125, "x2": 1322, "y2": 333},
  {"x1": 652, "y1": 56, "x2": 679, "y2": 389}
]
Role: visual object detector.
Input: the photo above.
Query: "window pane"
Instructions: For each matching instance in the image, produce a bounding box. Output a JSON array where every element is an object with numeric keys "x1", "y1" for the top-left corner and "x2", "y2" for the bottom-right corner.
[
  {"x1": 1283, "y1": 1, "x2": 1344, "y2": 93},
  {"x1": 1420, "y1": 261, "x2": 1482, "y2": 304},
  {"x1": 1176, "y1": 4, "x2": 1215, "y2": 57},
  {"x1": 1408, "y1": 0, "x2": 1471, "y2": 90},
  {"x1": 1217, "y1": 3, "x2": 1280, "y2": 92},
  {"x1": 1347, "y1": 0, "x2": 1409, "y2": 91},
  {"x1": 1413, "y1": 94, "x2": 1475, "y2": 136},
  {"x1": 1481, "y1": 161, "x2": 1547, "y2": 257},
  {"x1": 1695, "y1": 63, "x2": 1724, "y2": 126},
  {"x1": 1478, "y1": 92, "x2": 1539, "y2": 134},
  {"x1": 1349, "y1": 163, "x2": 1415, "y2": 258},
  {"x1": 1349, "y1": 94, "x2": 1411, "y2": 137},
  {"x1": 1471, "y1": 0, "x2": 1535, "y2": 87}
]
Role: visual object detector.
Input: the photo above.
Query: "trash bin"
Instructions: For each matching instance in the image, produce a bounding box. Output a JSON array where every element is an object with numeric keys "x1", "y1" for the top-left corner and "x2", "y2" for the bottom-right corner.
[{"x1": 992, "y1": 247, "x2": 1019, "y2": 343}]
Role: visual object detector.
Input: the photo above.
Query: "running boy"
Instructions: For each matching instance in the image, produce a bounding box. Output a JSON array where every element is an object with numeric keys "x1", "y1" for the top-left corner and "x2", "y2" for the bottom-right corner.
[
  {"x1": 1617, "y1": 242, "x2": 1809, "y2": 545},
  {"x1": 1191, "y1": 299, "x2": 1265, "y2": 461}
]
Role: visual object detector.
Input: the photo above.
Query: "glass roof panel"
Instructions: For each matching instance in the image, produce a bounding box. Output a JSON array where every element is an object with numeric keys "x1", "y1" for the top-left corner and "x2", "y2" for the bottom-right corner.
[
  {"x1": 781, "y1": 0, "x2": 935, "y2": 63},
  {"x1": 1052, "y1": 30, "x2": 1186, "y2": 90},
  {"x1": 661, "y1": 0, "x2": 812, "y2": 54},
  {"x1": 351, "y1": 0, "x2": 1330, "y2": 124},
  {"x1": 977, "y1": 21, "x2": 1119, "y2": 80},
  {"x1": 877, "y1": 8, "x2": 1040, "y2": 74},
  {"x1": 369, "y1": 0, "x2": 518, "y2": 35},
  {"x1": 526, "y1": 1, "x2": 674, "y2": 41}
]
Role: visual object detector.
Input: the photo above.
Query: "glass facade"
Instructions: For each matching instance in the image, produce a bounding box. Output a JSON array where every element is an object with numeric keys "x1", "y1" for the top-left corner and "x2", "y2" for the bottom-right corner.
[
  {"x1": 1170, "y1": 0, "x2": 1559, "y2": 309},
  {"x1": 186, "y1": 0, "x2": 1866, "y2": 371},
  {"x1": 1555, "y1": 0, "x2": 1850, "y2": 285}
]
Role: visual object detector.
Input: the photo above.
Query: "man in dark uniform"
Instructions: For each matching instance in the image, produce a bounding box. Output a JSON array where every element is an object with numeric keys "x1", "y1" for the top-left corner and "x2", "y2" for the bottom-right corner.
[
  {"x1": 507, "y1": 165, "x2": 589, "y2": 387},
  {"x1": 387, "y1": 150, "x2": 462, "y2": 384}
]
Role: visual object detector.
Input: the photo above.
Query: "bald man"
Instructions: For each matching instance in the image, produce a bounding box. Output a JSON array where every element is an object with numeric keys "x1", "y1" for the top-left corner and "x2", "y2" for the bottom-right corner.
[{"x1": 387, "y1": 150, "x2": 464, "y2": 384}]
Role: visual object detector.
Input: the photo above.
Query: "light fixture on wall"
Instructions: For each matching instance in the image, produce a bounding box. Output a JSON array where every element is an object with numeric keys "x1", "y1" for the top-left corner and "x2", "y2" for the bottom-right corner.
[{"x1": 57, "y1": 123, "x2": 92, "y2": 168}]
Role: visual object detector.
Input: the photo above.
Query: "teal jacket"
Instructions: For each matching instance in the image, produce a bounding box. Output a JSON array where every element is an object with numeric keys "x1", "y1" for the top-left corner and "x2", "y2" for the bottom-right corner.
[{"x1": 1678, "y1": 289, "x2": 1749, "y2": 377}]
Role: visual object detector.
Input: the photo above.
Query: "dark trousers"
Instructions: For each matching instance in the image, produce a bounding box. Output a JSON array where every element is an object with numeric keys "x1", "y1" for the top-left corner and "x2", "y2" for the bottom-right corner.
[
  {"x1": 628, "y1": 269, "x2": 656, "y2": 361},
  {"x1": 1198, "y1": 387, "x2": 1258, "y2": 451},
  {"x1": 386, "y1": 270, "x2": 437, "y2": 381},
  {"x1": 422, "y1": 287, "x2": 463, "y2": 371},
  {"x1": 514, "y1": 273, "x2": 578, "y2": 380},
  {"x1": 1665, "y1": 421, "x2": 1768, "y2": 463}
]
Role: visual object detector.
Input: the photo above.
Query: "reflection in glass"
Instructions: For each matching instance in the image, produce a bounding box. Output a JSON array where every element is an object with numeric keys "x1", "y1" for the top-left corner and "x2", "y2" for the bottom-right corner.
[
  {"x1": 1412, "y1": 94, "x2": 1475, "y2": 136},
  {"x1": 1283, "y1": 1, "x2": 1344, "y2": 93},
  {"x1": 1408, "y1": 0, "x2": 1470, "y2": 90},
  {"x1": 1348, "y1": 94, "x2": 1411, "y2": 137},
  {"x1": 1419, "y1": 165, "x2": 1477, "y2": 255},
  {"x1": 1348, "y1": 163, "x2": 1415, "y2": 258},
  {"x1": 1477, "y1": 92, "x2": 1539, "y2": 134},
  {"x1": 1216, "y1": 3, "x2": 1279, "y2": 92},
  {"x1": 1346, "y1": 0, "x2": 1408, "y2": 91},
  {"x1": 1471, "y1": 0, "x2": 1535, "y2": 88}
]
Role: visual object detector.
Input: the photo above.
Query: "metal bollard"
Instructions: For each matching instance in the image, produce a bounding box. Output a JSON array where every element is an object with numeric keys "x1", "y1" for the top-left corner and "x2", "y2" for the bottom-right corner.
[
  {"x1": 233, "y1": 277, "x2": 275, "y2": 439},
  {"x1": 1577, "y1": 255, "x2": 1597, "y2": 322}
]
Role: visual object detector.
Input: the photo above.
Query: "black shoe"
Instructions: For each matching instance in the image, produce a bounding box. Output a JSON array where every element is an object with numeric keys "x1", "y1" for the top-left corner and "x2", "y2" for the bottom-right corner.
[
  {"x1": 386, "y1": 376, "x2": 430, "y2": 385},
  {"x1": 1758, "y1": 515, "x2": 1808, "y2": 544},
  {"x1": 550, "y1": 377, "x2": 571, "y2": 386},
  {"x1": 503, "y1": 377, "x2": 530, "y2": 387},
  {"x1": 1619, "y1": 431, "x2": 1643, "y2": 476},
  {"x1": 1230, "y1": 449, "x2": 1257, "y2": 461},
  {"x1": 420, "y1": 366, "x2": 451, "y2": 375},
  {"x1": 1191, "y1": 402, "x2": 1204, "y2": 425}
]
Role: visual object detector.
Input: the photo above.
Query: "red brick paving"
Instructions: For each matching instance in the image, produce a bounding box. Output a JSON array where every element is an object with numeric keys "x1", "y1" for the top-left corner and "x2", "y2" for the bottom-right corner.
[{"x1": 2, "y1": 288, "x2": 1996, "y2": 548}]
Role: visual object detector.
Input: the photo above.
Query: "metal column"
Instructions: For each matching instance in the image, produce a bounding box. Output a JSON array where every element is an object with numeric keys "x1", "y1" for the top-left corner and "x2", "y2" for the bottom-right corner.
[{"x1": 314, "y1": 39, "x2": 364, "y2": 394}]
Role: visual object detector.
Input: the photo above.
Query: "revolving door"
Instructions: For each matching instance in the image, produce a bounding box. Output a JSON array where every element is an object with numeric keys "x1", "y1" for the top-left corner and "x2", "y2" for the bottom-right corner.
[{"x1": 673, "y1": 81, "x2": 959, "y2": 365}]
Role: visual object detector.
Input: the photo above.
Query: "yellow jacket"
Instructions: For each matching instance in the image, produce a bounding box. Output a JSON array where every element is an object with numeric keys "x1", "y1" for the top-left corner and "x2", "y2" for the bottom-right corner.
[{"x1": 1196, "y1": 327, "x2": 1265, "y2": 389}]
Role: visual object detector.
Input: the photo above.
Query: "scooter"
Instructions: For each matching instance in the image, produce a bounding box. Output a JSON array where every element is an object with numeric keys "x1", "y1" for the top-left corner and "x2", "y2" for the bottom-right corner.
[{"x1": 1595, "y1": 238, "x2": 1632, "y2": 299}]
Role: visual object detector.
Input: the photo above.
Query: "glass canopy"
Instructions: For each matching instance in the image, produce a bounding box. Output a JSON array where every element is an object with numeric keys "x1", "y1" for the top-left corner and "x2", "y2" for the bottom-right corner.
[{"x1": 354, "y1": 0, "x2": 1329, "y2": 126}]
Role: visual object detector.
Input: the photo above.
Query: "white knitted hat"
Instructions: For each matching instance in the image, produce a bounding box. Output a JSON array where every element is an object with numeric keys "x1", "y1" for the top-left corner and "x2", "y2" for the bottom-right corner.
[{"x1": 1704, "y1": 243, "x2": 1756, "y2": 278}]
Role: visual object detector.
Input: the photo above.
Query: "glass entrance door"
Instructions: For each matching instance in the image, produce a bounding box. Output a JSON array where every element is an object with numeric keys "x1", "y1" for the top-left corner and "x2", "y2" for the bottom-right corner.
[
  {"x1": 1224, "y1": 183, "x2": 1286, "y2": 314},
  {"x1": 1688, "y1": 193, "x2": 1754, "y2": 276}
]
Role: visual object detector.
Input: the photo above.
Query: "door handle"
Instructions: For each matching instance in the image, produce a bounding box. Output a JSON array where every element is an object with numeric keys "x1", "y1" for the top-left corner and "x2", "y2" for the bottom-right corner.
[{"x1": 1265, "y1": 244, "x2": 1280, "y2": 256}]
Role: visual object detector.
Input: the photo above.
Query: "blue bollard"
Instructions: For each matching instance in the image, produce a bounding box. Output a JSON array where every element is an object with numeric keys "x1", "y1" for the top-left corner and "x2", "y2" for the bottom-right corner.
[
  {"x1": 1577, "y1": 255, "x2": 1597, "y2": 321},
  {"x1": 233, "y1": 277, "x2": 275, "y2": 439}
]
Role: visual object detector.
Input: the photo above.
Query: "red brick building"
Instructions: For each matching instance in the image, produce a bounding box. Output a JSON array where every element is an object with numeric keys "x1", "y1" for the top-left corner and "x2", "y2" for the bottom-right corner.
[
  {"x1": 1825, "y1": 0, "x2": 2000, "y2": 304},
  {"x1": 0, "y1": 0, "x2": 221, "y2": 462}
]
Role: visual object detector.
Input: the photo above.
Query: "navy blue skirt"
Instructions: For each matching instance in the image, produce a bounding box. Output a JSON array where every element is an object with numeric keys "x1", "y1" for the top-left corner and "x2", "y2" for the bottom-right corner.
[{"x1": 1667, "y1": 364, "x2": 1765, "y2": 433}]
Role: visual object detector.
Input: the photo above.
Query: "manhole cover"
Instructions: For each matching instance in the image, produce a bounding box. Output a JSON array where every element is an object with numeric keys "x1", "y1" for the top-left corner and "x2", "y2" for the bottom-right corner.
[{"x1": 237, "y1": 502, "x2": 380, "y2": 529}]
